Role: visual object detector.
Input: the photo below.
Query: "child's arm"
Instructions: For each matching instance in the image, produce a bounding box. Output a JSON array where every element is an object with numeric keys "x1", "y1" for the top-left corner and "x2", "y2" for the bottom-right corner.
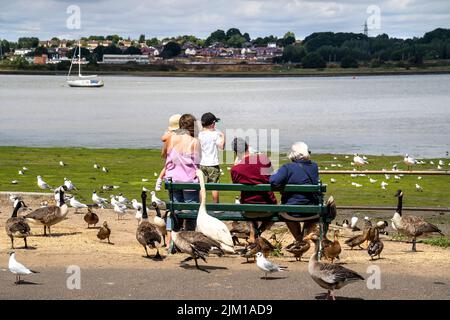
[{"x1": 217, "y1": 131, "x2": 225, "y2": 150}]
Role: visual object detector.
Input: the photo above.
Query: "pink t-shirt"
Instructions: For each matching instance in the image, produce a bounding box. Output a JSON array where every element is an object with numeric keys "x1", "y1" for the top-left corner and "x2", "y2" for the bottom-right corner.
[{"x1": 165, "y1": 148, "x2": 200, "y2": 183}]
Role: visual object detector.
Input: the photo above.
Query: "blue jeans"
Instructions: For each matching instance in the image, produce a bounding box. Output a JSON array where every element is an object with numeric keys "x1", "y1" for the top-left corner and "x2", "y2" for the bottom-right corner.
[{"x1": 170, "y1": 190, "x2": 199, "y2": 231}]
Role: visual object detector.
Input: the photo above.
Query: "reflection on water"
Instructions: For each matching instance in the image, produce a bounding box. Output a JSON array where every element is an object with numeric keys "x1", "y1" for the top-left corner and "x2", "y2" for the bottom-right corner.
[{"x1": 0, "y1": 74, "x2": 449, "y2": 157}]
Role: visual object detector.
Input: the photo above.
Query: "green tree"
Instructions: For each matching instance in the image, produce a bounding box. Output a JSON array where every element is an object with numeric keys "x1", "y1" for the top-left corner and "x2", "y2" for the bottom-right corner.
[
  {"x1": 139, "y1": 34, "x2": 146, "y2": 43},
  {"x1": 93, "y1": 45, "x2": 105, "y2": 61},
  {"x1": 68, "y1": 46, "x2": 91, "y2": 59},
  {"x1": 124, "y1": 46, "x2": 142, "y2": 55},
  {"x1": 281, "y1": 44, "x2": 306, "y2": 63},
  {"x1": 18, "y1": 37, "x2": 39, "y2": 48},
  {"x1": 1, "y1": 39, "x2": 10, "y2": 56},
  {"x1": 302, "y1": 52, "x2": 326, "y2": 68},
  {"x1": 243, "y1": 32, "x2": 251, "y2": 42},
  {"x1": 103, "y1": 45, "x2": 123, "y2": 55},
  {"x1": 226, "y1": 28, "x2": 242, "y2": 38},
  {"x1": 284, "y1": 31, "x2": 296, "y2": 39},
  {"x1": 340, "y1": 56, "x2": 359, "y2": 68},
  {"x1": 106, "y1": 34, "x2": 121, "y2": 44},
  {"x1": 226, "y1": 34, "x2": 246, "y2": 48},
  {"x1": 33, "y1": 46, "x2": 48, "y2": 56},
  {"x1": 160, "y1": 41, "x2": 182, "y2": 59},
  {"x1": 205, "y1": 29, "x2": 226, "y2": 46},
  {"x1": 146, "y1": 38, "x2": 160, "y2": 46}
]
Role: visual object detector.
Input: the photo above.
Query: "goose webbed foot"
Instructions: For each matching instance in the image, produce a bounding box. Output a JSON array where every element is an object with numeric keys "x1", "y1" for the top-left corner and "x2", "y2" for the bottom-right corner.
[
  {"x1": 411, "y1": 238, "x2": 417, "y2": 252},
  {"x1": 154, "y1": 249, "x2": 162, "y2": 260}
]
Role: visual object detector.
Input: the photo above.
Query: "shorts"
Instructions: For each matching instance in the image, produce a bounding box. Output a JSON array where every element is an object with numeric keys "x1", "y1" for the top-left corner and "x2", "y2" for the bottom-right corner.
[{"x1": 200, "y1": 165, "x2": 221, "y2": 183}]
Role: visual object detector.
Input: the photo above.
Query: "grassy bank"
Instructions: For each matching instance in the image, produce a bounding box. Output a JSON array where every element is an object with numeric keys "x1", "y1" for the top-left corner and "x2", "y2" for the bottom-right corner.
[{"x1": 0, "y1": 146, "x2": 449, "y2": 207}]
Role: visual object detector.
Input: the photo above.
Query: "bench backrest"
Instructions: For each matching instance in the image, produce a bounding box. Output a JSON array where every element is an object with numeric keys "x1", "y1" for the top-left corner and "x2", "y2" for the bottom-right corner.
[{"x1": 165, "y1": 181, "x2": 327, "y2": 215}]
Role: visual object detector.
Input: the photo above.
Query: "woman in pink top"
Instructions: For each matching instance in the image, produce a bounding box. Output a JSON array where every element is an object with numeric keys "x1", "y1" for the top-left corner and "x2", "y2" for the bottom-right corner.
[{"x1": 164, "y1": 114, "x2": 200, "y2": 231}]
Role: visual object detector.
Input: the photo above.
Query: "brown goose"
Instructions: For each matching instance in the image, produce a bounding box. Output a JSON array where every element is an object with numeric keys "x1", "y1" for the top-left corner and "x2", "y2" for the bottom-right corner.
[
  {"x1": 97, "y1": 221, "x2": 112, "y2": 244},
  {"x1": 136, "y1": 191, "x2": 162, "y2": 259},
  {"x1": 25, "y1": 185, "x2": 69, "y2": 236},
  {"x1": 306, "y1": 234, "x2": 364, "y2": 300},
  {"x1": 84, "y1": 207, "x2": 99, "y2": 228},
  {"x1": 5, "y1": 200, "x2": 31, "y2": 249},
  {"x1": 151, "y1": 201, "x2": 167, "y2": 247},
  {"x1": 391, "y1": 190, "x2": 444, "y2": 251},
  {"x1": 367, "y1": 228, "x2": 384, "y2": 260},
  {"x1": 171, "y1": 230, "x2": 224, "y2": 271}
]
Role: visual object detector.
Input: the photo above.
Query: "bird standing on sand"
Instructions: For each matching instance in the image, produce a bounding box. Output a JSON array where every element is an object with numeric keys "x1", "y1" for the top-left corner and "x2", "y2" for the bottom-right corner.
[
  {"x1": 97, "y1": 221, "x2": 112, "y2": 244},
  {"x1": 8, "y1": 252, "x2": 38, "y2": 284},
  {"x1": 256, "y1": 252, "x2": 287, "y2": 280},
  {"x1": 69, "y1": 196, "x2": 88, "y2": 213}
]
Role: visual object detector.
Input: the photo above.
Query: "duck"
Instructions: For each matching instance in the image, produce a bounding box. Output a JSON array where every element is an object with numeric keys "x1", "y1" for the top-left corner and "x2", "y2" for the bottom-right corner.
[
  {"x1": 25, "y1": 186, "x2": 69, "y2": 236},
  {"x1": 92, "y1": 191, "x2": 108, "y2": 208},
  {"x1": 8, "y1": 252, "x2": 38, "y2": 285},
  {"x1": 306, "y1": 234, "x2": 364, "y2": 300},
  {"x1": 229, "y1": 221, "x2": 251, "y2": 245},
  {"x1": 97, "y1": 221, "x2": 112, "y2": 244},
  {"x1": 285, "y1": 239, "x2": 310, "y2": 262},
  {"x1": 83, "y1": 208, "x2": 99, "y2": 228},
  {"x1": 344, "y1": 227, "x2": 370, "y2": 250},
  {"x1": 391, "y1": 190, "x2": 444, "y2": 251},
  {"x1": 171, "y1": 229, "x2": 224, "y2": 272},
  {"x1": 322, "y1": 230, "x2": 341, "y2": 263},
  {"x1": 136, "y1": 191, "x2": 163, "y2": 259},
  {"x1": 367, "y1": 228, "x2": 384, "y2": 260},
  {"x1": 5, "y1": 200, "x2": 31, "y2": 249},
  {"x1": 240, "y1": 236, "x2": 275, "y2": 262},
  {"x1": 69, "y1": 196, "x2": 88, "y2": 213},
  {"x1": 37, "y1": 175, "x2": 52, "y2": 190},
  {"x1": 195, "y1": 169, "x2": 235, "y2": 254}
]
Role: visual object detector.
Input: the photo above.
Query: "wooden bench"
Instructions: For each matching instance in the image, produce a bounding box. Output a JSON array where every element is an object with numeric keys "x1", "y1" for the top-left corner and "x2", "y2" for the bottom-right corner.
[{"x1": 165, "y1": 180, "x2": 332, "y2": 238}]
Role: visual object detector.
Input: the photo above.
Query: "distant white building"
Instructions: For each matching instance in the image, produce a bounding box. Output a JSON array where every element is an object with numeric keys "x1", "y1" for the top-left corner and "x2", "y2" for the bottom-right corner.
[
  {"x1": 101, "y1": 54, "x2": 149, "y2": 64},
  {"x1": 267, "y1": 43, "x2": 277, "y2": 48},
  {"x1": 14, "y1": 49, "x2": 33, "y2": 56},
  {"x1": 185, "y1": 48, "x2": 197, "y2": 56}
]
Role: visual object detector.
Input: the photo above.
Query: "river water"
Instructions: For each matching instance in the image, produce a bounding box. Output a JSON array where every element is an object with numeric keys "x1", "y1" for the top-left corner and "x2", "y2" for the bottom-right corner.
[{"x1": 1, "y1": 74, "x2": 449, "y2": 157}]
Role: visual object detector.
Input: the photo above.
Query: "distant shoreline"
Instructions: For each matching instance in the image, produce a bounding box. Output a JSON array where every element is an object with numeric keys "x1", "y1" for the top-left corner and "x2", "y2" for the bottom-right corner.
[{"x1": 1, "y1": 67, "x2": 450, "y2": 78}]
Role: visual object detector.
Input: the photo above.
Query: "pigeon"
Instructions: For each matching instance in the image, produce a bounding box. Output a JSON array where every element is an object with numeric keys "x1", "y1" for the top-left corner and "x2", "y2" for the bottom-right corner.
[
  {"x1": 8, "y1": 252, "x2": 38, "y2": 284},
  {"x1": 37, "y1": 176, "x2": 52, "y2": 190},
  {"x1": 256, "y1": 252, "x2": 287, "y2": 280}
]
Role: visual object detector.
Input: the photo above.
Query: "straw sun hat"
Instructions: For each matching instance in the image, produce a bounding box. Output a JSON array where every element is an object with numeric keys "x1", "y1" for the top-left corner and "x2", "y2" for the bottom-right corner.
[{"x1": 168, "y1": 114, "x2": 182, "y2": 131}]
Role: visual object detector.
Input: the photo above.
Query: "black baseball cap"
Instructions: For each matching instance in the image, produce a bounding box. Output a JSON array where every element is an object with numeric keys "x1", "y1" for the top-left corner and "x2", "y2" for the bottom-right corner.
[{"x1": 201, "y1": 112, "x2": 220, "y2": 126}]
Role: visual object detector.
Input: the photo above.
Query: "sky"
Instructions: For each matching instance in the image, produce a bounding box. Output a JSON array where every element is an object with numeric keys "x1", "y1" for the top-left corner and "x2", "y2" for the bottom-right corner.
[{"x1": 0, "y1": 0, "x2": 449, "y2": 41}]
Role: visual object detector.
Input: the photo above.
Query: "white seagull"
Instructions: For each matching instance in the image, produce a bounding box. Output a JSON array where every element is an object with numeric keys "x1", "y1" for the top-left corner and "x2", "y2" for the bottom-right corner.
[
  {"x1": 92, "y1": 191, "x2": 108, "y2": 208},
  {"x1": 403, "y1": 154, "x2": 417, "y2": 170},
  {"x1": 438, "y1": 160, "x2": 444, "y2": 166},
  {"x1": 22, "y1": 167, "x2": 29, "y2": 171},
  {"x1": 256, "y1": 252, "x2": 287, "y2": 280},
  {"x1": 11, "y1": 180, "x2": 19, "y2": 185},
  {"x1": 94, "y1": 163, "x2": 100, "y2": 169},
  {"x1": 69, "y1": 196, "x2": 88, "y2": 213},
  {"x1": 353, "y1": 154, "x2": 368, "y2": 166},
  {"x1": 59, "y1": 161, "x2": 66, "y2": 167},
  {"x1": 369, "y1": 178, "x2": 377, "y2": 183},
  {"x1": 102, "y1": 167, "x2": 109, "y2": 173},
  {"x1": 415, "y1": 184, "x2": 423, "y2": 192},
  {"x1": 381, "y1": 181, "x2": 389, "y2": 189},
  {"x1": 131, "y1": 199, "x2": 142, "y2": 211},
  {"x1": 18, "y1": 170, "x2": 24, "y2": 175},
  {"x1": 9, "y1": 252, "x2": 38, "y2": 284},
  {"x1": 63, "y1": 177, "x2": 77, "y2": 191},
  {"x1": 118, "y1": 193, "x2": 129, "y2": 205},
  {"x1": 110, "y1": 195, "x2": 119, "y2": 206},
  {"x1": 114, "y1": 203, "x2": 127, "y2": 220},
  {"x1": 330, "y1": 178, "x2": 336, "y2": 183},
  {"x1": 151, "y1": 191, "x2": 165, "y2": 208},
  {"x1": 37, "y1": 176, "x2": 52, "y2": 190}
]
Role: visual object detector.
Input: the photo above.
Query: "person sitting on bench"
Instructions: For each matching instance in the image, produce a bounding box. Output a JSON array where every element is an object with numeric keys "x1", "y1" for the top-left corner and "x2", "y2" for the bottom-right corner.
[
  {"x1": 269, "y1": 141, "x2": 319, "y2": 241},
  {"x1": 230, "y1": 137, "x2": 277, "y2": 243}
]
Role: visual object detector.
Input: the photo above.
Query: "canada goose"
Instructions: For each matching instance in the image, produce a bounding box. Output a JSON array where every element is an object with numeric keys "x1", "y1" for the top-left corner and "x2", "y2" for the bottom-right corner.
[
  {"x1": 322, "y1": 230, "x2": 341, "y2": 263},
  {"x1": 6, "y1": 200, "x2": 31, "y2": 249},
  {"x1": 342, "y1": 219, "x2": 350, "y2": 229},
  {"x1": 171, "y1": 229, "x2": 224, "y2": 271},
  {"x1": 8, "y1": 252, "x2": 38, "y2": 284},
  {"x1": 344, "y1": 227, "x2": 370, "y2": 250},
  {"x1": 97, "y1": 221, "x2": 112, "y2": 244},
  {"x1": 151, "y1": 201, "x2": 167, "y2": 247},
  {"x1": 230, "y1": 221, "x2": 250, "y2": 245},
  {"x1": 403, "y1": 154, "x2": 416, "y2": 170},
  {"x1": 353, "y1": 154, "x2": 368, "y2": 166},
  {"x1": 63, "y1": 178, "x2": 77, "y2": 191},
  {"x1": 37, "y1": 175, "x2": 52, "y2": 190},
  {"x1": 136, "y1": 191, "x2": 163, "y2": 259},
  {"x1": 376, "y1": 220, "x2": 389, "y2": 235},
  {"x1": 306, "y1": 234, "x2": 364, "y2": 300},
  {"x1": 25, "y1": 186, "x2": 69, "y2": 236},
  {"x1": 367, "y1": 228, "x2": 384, "y2": 260},
  {"x1": 92, "y1": 191, "x2": 108, "y2": 208},
  {"x1": 391, "y1": 190, "x2": 444, "y2": 251},
  {"x1": 84, "y1": 208, "x2": 99, "y2": 228},
  {"x1": 256, "y1": 252, "x2": 287, "y2": 280},
  {"x1": 285, "y1": 240, "x2": 310, "y2": 261},
  {"x1": 195, "y1": 169, "x2": 234, "y2": 254},
  {"x1": 69, "y1": 196, "x2": 88, "y2": 213}
]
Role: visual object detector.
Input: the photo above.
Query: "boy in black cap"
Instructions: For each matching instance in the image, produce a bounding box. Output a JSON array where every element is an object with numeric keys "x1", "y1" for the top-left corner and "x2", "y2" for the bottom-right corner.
[{"x1": 199, "y1": 112, "x2": 225, "y2": 203}]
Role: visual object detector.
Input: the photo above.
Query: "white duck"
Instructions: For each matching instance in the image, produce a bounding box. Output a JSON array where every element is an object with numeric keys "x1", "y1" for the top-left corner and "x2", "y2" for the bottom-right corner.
[
  {"x1": 353, "y1": 154, "x2": 368, "y2": 166},
  {"x1": 195, "y1": 169, "x2": 235, "y2": 254},
  {"x1": 37, "y1": 175, "x2": 52, "y2": 190}
]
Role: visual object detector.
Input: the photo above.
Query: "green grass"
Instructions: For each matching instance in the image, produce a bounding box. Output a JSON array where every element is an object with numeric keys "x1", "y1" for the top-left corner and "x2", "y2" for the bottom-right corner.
[
  {"x1": 423, "y1": 237, "x2": 450, "y2": 248},
  {"x1": 0, "y1": 146, "x2": 449, "y2": 207}
]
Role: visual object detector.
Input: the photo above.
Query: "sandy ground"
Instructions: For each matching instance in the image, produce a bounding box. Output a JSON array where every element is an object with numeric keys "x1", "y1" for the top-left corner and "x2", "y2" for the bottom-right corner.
[{"x1": 0, "y1": 196, "x2": 448, "y2": 272}]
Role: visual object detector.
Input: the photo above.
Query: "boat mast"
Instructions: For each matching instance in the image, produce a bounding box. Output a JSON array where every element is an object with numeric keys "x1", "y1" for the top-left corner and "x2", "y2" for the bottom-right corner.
[{"x1": 78, "y1": 41, "x2": 81, "y2": 77}]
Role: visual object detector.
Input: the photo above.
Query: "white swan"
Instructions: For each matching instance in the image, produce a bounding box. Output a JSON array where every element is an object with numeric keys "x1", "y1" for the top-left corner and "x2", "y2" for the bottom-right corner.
[{"x1": 195, "y1": 169, "x2": 235, "y2": 254}]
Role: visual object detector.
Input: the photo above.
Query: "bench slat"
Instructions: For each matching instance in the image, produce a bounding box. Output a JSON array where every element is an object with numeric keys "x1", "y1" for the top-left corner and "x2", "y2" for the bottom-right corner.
[
  {"x1": 165, "y1": 182, "x2": 326, "y2": 193},
  {"x1": 170, "y1": 202, "x2": 326, "y2": 214},
  {"x1": 173, "y1": 210, "x2": 320, "y2": 222}
]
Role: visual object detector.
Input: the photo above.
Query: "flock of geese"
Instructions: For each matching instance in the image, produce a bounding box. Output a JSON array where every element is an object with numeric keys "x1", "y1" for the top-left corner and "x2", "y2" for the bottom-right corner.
[{"x1": 3, "y1": 161, "x2": 446, "y2": 299}]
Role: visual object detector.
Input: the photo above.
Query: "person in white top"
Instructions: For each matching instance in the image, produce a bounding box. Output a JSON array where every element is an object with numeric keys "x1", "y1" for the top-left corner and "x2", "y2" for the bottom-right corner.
[{"x1": 198, "y1": 112, "x2": 225, "y2": 203}]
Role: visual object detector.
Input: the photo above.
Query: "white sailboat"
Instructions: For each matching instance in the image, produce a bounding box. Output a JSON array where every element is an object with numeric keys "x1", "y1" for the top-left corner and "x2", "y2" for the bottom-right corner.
[{"x1": 67, "y1": 41, "x2": 104, "y2": 88}]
